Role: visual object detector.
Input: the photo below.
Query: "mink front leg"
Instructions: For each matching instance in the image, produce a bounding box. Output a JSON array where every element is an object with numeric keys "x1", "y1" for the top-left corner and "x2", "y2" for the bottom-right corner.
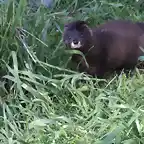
[
  {"x1": 79, "y1": 64, "x2": 105, "y2": 79},
  {"x1": 71, "y1": 54, "x2": 106, "y2": 78}
]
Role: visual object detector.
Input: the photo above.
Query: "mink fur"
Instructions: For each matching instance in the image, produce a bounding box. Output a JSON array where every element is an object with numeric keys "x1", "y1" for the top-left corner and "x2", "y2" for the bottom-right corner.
[{"x1": 63, "y1": 20, "x2": 144, "y2": 78}]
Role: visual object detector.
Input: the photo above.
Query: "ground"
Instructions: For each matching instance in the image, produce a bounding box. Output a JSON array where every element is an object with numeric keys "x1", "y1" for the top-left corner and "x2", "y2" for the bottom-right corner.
[{"x1": 1, "y1": 0, "x2": 144, "y2": 143}]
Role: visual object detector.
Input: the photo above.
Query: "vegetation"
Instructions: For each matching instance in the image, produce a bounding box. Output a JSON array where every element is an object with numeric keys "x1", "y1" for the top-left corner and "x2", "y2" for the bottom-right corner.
[{"x1": 1, "y1": 0, "x2": 144, "y2": 143}]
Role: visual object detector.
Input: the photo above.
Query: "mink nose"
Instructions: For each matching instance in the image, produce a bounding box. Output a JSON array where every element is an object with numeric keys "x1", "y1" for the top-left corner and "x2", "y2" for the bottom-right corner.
[{"x1": 73, "y1": 40, "x2": 79, "y2": 44}]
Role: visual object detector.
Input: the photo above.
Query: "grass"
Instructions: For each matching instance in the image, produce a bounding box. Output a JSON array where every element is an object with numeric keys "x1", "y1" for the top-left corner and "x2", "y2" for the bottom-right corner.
[{"x1": 1, "y1": 0, "x2": 144, "y2": 143}]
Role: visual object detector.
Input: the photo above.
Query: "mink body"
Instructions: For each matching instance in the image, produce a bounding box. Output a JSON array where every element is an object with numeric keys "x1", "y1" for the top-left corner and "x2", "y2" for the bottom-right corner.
[{"x1": 63, "y1": 20, "x2": 144, "y2": 78}]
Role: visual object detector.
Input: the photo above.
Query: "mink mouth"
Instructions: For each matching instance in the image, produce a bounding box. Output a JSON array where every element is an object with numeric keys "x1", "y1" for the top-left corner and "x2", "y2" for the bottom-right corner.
[{"x1": 70, "y1": 41, "x2": 82, "y2": 49}]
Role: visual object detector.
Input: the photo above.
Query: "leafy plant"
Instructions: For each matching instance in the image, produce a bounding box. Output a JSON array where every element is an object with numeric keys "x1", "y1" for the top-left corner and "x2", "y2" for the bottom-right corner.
[{"x1": 1, "y1": 0, "x2": 144, "y2": 143}]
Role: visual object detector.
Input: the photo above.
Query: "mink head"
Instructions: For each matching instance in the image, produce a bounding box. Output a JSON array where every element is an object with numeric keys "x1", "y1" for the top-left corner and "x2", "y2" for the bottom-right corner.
[{"x1": 63, "y1": 20, "x2": 93, "y2": 49}]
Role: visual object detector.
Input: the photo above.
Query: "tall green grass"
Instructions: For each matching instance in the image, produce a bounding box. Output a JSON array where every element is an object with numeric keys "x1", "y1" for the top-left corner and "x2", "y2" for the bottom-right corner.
[{"x1": 1, "y1": 0, "x2": 144, "y2": 143}]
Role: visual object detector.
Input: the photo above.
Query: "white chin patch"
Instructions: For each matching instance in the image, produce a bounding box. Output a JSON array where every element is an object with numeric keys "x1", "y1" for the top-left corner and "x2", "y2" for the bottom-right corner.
[{"x1": 71, "y1": 41, "x2": 82, "y2": 49}]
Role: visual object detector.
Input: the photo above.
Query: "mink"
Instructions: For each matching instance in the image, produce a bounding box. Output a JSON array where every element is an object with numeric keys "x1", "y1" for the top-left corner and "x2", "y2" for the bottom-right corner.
[{"x1": 63, "y1": 20, "x2": 144, "y2": 78}]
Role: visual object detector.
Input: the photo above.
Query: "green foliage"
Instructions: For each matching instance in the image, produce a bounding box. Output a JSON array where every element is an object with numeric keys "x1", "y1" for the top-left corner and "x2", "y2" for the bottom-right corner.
[{"x1": 1, "y1": 0, "x2": 144, "y2": 143}]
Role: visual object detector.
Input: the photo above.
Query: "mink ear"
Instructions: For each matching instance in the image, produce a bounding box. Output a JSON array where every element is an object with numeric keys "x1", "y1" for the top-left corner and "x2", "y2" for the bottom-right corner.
[
  {"x1": 77, "y1": 20, "x2": 89, "y2": 29},
  {"x1": 64, "y1": 24, "x2": 69, "y2": 31}
]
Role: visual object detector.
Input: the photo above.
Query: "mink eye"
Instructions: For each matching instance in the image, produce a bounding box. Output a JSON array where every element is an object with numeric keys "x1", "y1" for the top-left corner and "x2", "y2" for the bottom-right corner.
[{"x1": 80, "y1": 34, "x2": 83, "y2": 37}]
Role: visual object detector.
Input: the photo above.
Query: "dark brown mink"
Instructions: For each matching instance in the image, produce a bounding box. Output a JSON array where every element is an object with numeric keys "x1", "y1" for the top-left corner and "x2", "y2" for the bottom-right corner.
[{"x1": 63, "y1": 20, "x2": 144, "y2": 78}]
